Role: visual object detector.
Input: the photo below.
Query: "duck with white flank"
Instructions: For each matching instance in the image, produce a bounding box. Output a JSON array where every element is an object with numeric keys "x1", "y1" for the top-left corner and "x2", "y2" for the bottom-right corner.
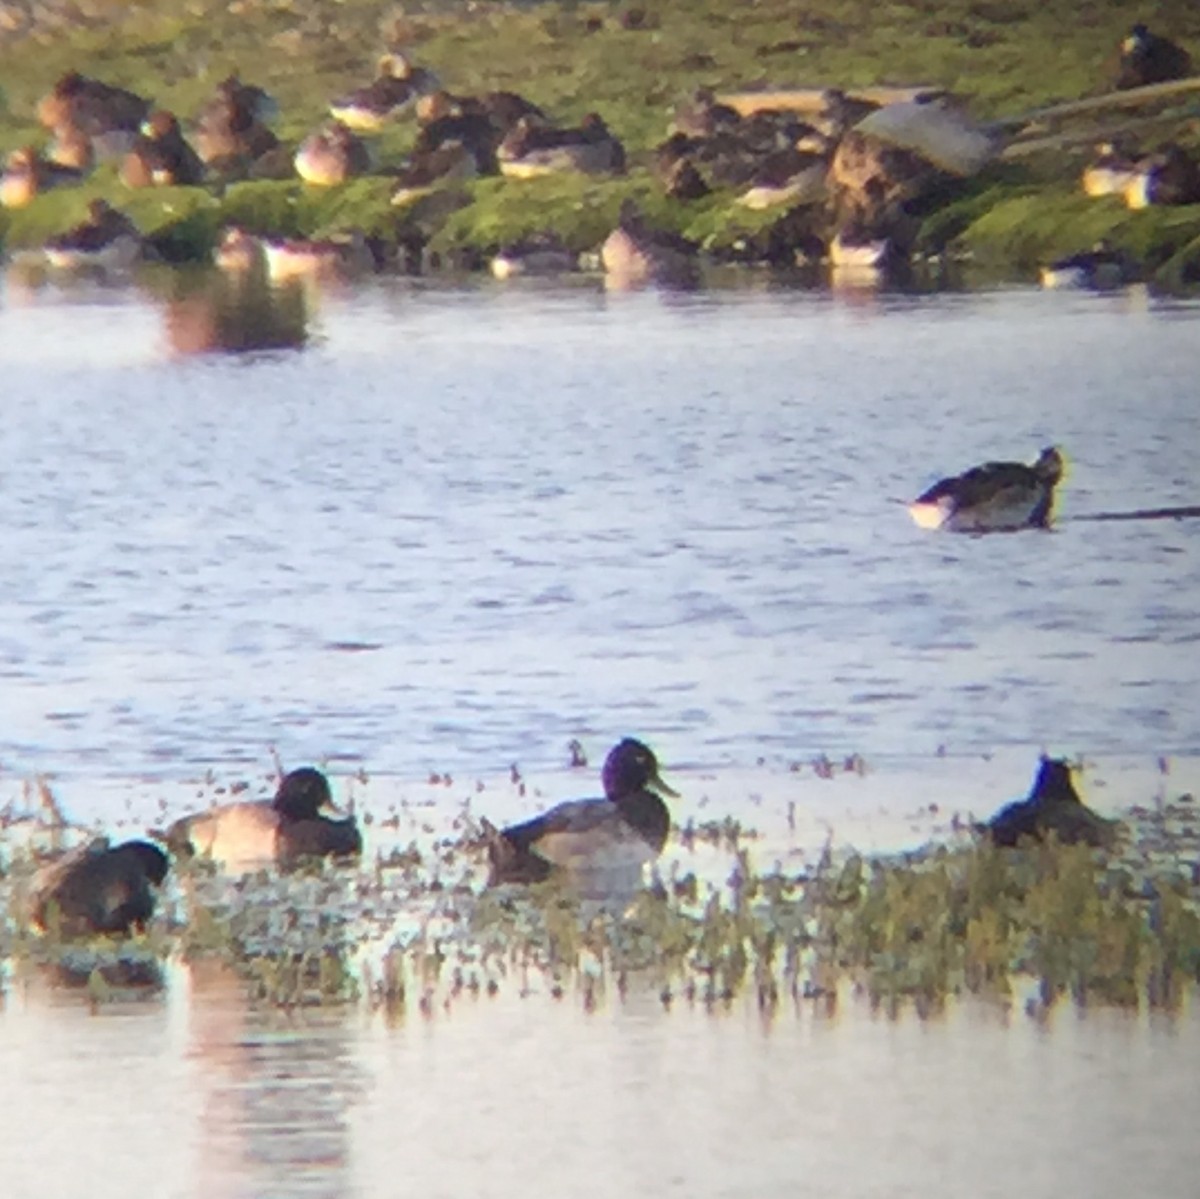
[
  {"x1": 483, "y1": 738, "x2": 678, "y2": 892},
  {"x1": 43, "y1": 198, "x2": 143, "y2": 270},
  {"x1": 329, "y1": 52, "x2": 439, "y2": 131},
  {"x1": 1040, "y1": 241, "x2": 1136, "y2": 289},
  {"x1": 294, "y1": 121, "x2": 372, "y2": 185},
  {"x1": 908, "y1": 446, "x2": 1065, "y2": 532}
]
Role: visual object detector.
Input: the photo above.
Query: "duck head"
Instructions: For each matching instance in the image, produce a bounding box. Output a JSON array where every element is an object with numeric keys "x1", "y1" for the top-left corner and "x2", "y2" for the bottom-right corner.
[
  {"x1": 1034, "y1": 446, "x2": 1065, "y2": 484},
  {"x1": 272, "y1": 766, "x2": 335, "y2": 821},
  {"x1": 601, "y1": 738, "x2": 678, "y2": 802},
  {"x1": 119, "y1": 839, "x2": 171, "y2": 884},
  {"x1": 1030, "y1": 756, "x2": 1080, "y2": 804}
]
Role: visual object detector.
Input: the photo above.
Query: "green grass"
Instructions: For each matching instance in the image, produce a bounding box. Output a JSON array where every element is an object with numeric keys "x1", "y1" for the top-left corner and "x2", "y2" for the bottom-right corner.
[{"x1": 1, "y1": 0, "x2": 1199, "y2": 273}]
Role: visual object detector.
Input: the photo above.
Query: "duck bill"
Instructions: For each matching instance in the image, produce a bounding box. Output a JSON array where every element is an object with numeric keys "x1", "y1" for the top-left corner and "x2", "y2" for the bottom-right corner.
[{"x1": 648, "y1": 771, "x2": 680, "y2": 798}]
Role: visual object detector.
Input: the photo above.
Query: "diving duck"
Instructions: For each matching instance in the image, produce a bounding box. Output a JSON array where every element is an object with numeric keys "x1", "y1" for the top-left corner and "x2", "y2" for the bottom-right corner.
[
  {"x1": 498, "y1": 113, "x2": 625, "y2": 178},
  {"x1": 1039, "y1": 241, "x2": 1136, "y2": 289},
  {"x1": 30, "y1": 838, "x2": 169, "y2": 937},
  {"x1": 120, "y1": 109, "x2": 205, "y2": 188},
  {"x1": 1115, "y1": 23, "x2": 1192, "y2": 90},
  {"x1": 985, "y1": 758, "x2": 1119, "y2": 849},
  {"x1": 600, "y1": 199, "x2": 699, "y2": 289},
  {"x1": 43, "y1": 199, "x2": 143, "y2": 270},
  {"x1": 0, "y1": 145, "x2": 85, "y2": 208},
  {"x1": 1122, "y1": 143, "x2": 1200, "y2": 209},
  {"x1": 164, "y1": 766, "x2": 362, "y2": 872},
  {"x1": 483, "y1": 737, "x2": 678, "y2": 889},
  {"x1": 907, "y1": 446, "x2": 1066, "y2": 532},
  {"x1": 329, "y1": 52, "x2": 439, "y2": 131},
  {"x1": 37, "y1": 70, "x2": 150, "y2": 160},
  {"x1": 193, "y1": 74, "x2": 280, "y2": 172},
  {"x1": 294, "y1": 121, "x2": 372, "y2": 185}
]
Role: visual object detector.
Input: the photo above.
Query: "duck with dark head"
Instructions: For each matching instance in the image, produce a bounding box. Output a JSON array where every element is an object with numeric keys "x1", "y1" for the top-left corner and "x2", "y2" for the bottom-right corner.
[
  {"x1": 483, "y1": 737, "x2": 678, "y2": 892},
  {"x1": 985, "y1": 757, "x2": 1120, "y2": 848}
]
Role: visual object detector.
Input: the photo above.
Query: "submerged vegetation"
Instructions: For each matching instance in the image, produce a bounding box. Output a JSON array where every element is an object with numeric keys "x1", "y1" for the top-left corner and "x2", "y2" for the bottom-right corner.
[
  {"x1": 2, "y1": 773, "x2": 1198, "y2": 1020},
  {"x1": 0, "y1": 0, "x2": 1199, "y2": 279}
]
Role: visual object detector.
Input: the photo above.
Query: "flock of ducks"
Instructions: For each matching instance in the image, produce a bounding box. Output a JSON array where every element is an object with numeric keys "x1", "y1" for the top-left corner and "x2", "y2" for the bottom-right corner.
[{"x1": 3, "y1": 23, "x2": 1195, "y2": 286}]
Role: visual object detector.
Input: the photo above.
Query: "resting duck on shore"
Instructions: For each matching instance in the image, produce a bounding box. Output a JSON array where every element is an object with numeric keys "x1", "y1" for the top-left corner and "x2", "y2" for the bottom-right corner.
[
  {"x1": 120, "y1": 109, "x2": 205, "y2": 188},
  {"x1": 329, "y1": 52, "x2": 439, "y2": 131},
  {"x1": 1081, "y1": 141, "x2": 1142, "y2": 198},
  {"x1": 193, "y1": 75, "x2": 280, "y2": 172},
  {"x1": 985, "y1": 758, "x2": 1119, "y2": 848},
  {"x1": 907, "y1": 446, "x2": 1065, "y2": 532},
  {"x1": 1122, "y1": 143, "x2": 1200, "y2": 209},
  {"x1": 43, "y1": 199, "x2": 143, "y2": 270},
  {"x1": 482, "y1": 738, "x2": 678, "y2": 890},
  {"x1": 294, "y1": 121, "x2": 372, "y2": 185},
  {"x1": 164, "y1": 766, "x2": 362, "y2": 872},
  {"x1": 31, "y1": 838, "x2": 169, "y2": 937},
  {"x1": 37, "y1": 70, "x2": 150, "y2": 160},
  {"x1": 1115, "y1": 23, "x2": 1192, "y2": 90},
  {"x1": 1040, "y1": 241, "x2": 1136, "y2": 289},
  {"x1": 498, "y1": 112, "x2": 625, "y2": 178},
  {"x1": 0, "y1": 145, "x2": 84, "y2": 208},
  {"x1": 737, "y1": 147, "x2": 828, "y2": 210}
]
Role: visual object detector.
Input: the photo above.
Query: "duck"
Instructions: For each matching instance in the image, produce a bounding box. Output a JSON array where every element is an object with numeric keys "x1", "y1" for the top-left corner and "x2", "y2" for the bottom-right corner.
[
  {"x1": 294, "y1": 120, "x2": 372, "y2": 185},
  {"x1": 498, "y1": 113, "x2": 625, "y2": 178},
  {"x1": 907, "y1": 446, "x2": 1066, "y2": 533},
  {"x1": 259, "y1": 230, "x2": 375, "y2": 284},
  {"x1": 1039, "y1": 241, "x2": 1136, "y2": 289},
  {"x1": 212, "y1": 225, "x2": 268, "y2": 273},
  {"x1": 193, "y1": 74, "x2": 280, "y2": 172},
  {"x1": 600, "y1": 199, "x2": 699, "y2": 289},
  {"x1": 36, "y1": 70, "x2": 150, "y2": 160},
  {"x1": 0, "y1": 145, "x2": 85, "y2": 208},
  {"x1": 43, "y1": 199, "x2": 143, "y2": 271},
  {"x1": 389, "y1": 141, "x2": 481, "y2": 206},
  {"x1": 490, "y1": 232, "x2": 578, "y2": 279},
  {"x1": 328, "y1": 52, "x2": 439, "y2": 131},
  {"x1": 1115, "y1": 23, "x2": 1192, "y2": 90},
  {"x1": 737, "y1": 147, "x2": 828, "y2": 210},
  {"x1": 45, "y1": 122, "x2": 95, "y2": 171},
  {"x1": 1081, "y1": 140, "x2": 1143, "y2": 198},
  {"x1": 1122, "y1": 143, "x2": 1200, "y2": 209},
  {"x1": 482, "y1": 737, "x2": 678, "y2": 888},
  {"x1": 120, "y1": 109, "x2": 205, "y2": 188},
  {"x1": 30, "y1": 837, "x2": 169, "y2": 937},
  {"x1": 164, "y1": 766, "x2": 362, "y2": 872},
  {"x1": 985, "y1": 757, "x2": 1120, "y2": 849},
  {"x1": 669, "y1": 86, "x2": 742, "y2": 139}
]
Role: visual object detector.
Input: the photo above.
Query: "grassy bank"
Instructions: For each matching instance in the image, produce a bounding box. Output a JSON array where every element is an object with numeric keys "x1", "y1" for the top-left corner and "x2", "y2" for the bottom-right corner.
[{"x1": 1, "y1": 0, "x2": 1199, "y2": 278}]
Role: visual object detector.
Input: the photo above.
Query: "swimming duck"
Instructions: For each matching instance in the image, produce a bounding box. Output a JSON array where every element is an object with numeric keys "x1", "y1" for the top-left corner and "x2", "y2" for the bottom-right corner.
[
  {"x1": 1039, "y1": 241, "x2": 1136, "y2": 289},
  {"x1": 1115, "y1": 23, "x2": 1192, "y2": 90},
  {"x1": 294, "y1": 121, "x2": 372, "y2": 185},
  {"x1": 986, "y1": 758, "x2": 1119, "y2": 849},
  {"x1": 165, "y1": 766, "x2": 362, "y2": 872},
  {"x1": 483, "y1": 738, "x2": 678, "y2": 887},
  {"x1": 498, "y1": 113, "x2": 625, "y2": 178},
  {"x1": 907, "y1": 446, "x2": 1065, "y2": 533},
  {"x1": 193, "y1": 75, "x2": 280, "y2": 172},
  {"x1": 43, "y1": 199, "x2": 143, "y2": 271},
  {"x1": 213, "y1": 225, "x2": 268, "y2": 273},
  {"x1": 600, "y1": 199, "x2": 699, "y2": 289},
  {"x1": 31, "y1": 838, "x2": 169, "y2": 937},
  {"x1": 37, "y1": 70, "x2": 150, "y2": 160},
  {"x1": 490, "y1": 232, "x2": 578, "y2": 279},
  {"x1": 1122, "y1": 143, "x2": 1200, "y2": 209},
  {"x1": 120, "y1": 109, "x2": 205, "y2": 188},
  {"x1": 0, "y1": 145, "x2": 84, "y2": 208},
  {"x1": 259, "y1": 231, "x2": 375, "y2": 283},
  {"x1": 1081, "y1": 141, "x2": 1142, "y2": 198},
  {"x1": 329, "y1": 52, "x2": 439, "y2": 131}
]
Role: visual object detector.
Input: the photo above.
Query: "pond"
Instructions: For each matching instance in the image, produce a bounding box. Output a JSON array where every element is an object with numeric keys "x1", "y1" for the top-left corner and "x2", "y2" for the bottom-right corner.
[{"x1": 1, "y1": 265, "x2": 1198, "y2": 1199}]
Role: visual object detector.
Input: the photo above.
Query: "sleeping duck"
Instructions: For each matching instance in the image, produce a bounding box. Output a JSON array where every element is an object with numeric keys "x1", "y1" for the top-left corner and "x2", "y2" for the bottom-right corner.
[
  {"x1": 985, "y1": 757, "x2": 1119, "y2": 848},
  {"x1": 165, "y1": 766, "x2": 362, "y2": 872},
  {"x1": 0, "y1": 145, "x2": 85, "y2": 208},
  {"x1": 483, "y1": 737, "x2": 678, "y2": 890},
  {"x1": 294, "y1": 120, "x2": 372, "y2": 185},
  {"x1": 907, "y1": 446, "x2": 1065, "y2": 532},
  {"x1": 120, "y1": 109, "x2": 205, "y2": 188},
  {"x1": 43, "y1": 199, "x2": 143, "y2": 271},
  {"x1": 31, "y1": 837, "x2": 169, "y2": 937},
  {"x1": 328, "y1": 52, "x2": 439, "y2": 131}
]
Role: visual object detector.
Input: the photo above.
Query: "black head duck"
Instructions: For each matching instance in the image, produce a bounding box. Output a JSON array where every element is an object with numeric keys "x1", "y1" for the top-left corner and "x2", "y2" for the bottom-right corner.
[
  {"x1": 1115, "y1": 24, "x2": 1192, "y2": 90},
  {"x1": 32, "y1": 838, "x2": 169, "y2": 937},
  {"x1": 908, "y1": 446, "x2": 1065, "y2": 533},
  {"x1": 483, "y1": 737, "x2": 678, "y2": 887},
  {"x1": 986, "y1": 758, "x2": 1120, "y2": 849}
]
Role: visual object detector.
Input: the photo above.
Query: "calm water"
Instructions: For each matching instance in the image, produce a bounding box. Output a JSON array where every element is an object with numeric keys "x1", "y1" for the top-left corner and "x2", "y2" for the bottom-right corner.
[
  {"x1": 2, "y1": 269, "x2": 1199, "y2": 1199},
  {"x1": 0, "y1": 269, "x2": 1198, "y2": 797}
]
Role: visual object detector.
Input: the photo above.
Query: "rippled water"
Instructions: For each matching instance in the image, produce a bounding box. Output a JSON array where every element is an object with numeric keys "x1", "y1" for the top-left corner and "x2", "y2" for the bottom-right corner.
[
  {"x1": 3, "y1": 269, "x2": 1199, "y2": 1199},
  {"x1": 1, "y1": 270, "x2": 1197, "y2": 791}
]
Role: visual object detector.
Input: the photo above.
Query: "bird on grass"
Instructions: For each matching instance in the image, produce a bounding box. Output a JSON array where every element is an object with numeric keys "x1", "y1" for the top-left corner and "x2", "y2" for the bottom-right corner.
[{"x1": 985, "y1": 757, "x2": 1120, "y2": 848}]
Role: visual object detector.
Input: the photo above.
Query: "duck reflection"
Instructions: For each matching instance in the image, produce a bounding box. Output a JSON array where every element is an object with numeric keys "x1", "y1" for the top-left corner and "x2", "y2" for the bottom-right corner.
[
  {"x1": 145, "y1": 266, "x2": 308, "y2": 356},
  {"x1": 184, "y1": 958, "x2": 366, "y2": 1199}
]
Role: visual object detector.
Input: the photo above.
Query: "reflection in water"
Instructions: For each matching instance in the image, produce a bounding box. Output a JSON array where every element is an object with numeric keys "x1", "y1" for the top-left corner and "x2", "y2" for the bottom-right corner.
[
  {"x1": 143, "y1": 267, "x2": 308, "y2": 356},
  {"x1": 184, "y1": 959, "x2": 366, "y2": 1199}
]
